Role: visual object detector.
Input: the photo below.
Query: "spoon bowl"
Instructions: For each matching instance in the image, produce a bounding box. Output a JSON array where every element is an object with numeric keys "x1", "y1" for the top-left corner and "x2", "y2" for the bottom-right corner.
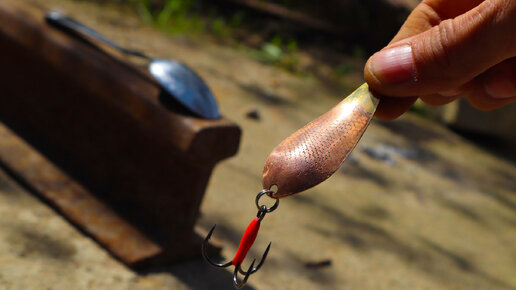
[
  {"x1": 45, "y1": 11, "x2": 220, "y2": 119},
  {"x1": 149, "y1": 59, "x2": 220, "y2": 119}
]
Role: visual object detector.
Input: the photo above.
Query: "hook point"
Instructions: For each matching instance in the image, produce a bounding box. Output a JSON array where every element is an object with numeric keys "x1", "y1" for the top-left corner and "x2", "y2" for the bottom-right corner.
[{"x1": 206, "y1": 224, "x2": 216, "y2": 240}]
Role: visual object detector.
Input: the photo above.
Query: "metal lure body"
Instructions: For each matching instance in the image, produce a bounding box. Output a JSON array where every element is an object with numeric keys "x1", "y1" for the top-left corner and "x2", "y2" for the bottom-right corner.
[{"x1": 262, "y1": 83, "x2": 379, "y2": 198}]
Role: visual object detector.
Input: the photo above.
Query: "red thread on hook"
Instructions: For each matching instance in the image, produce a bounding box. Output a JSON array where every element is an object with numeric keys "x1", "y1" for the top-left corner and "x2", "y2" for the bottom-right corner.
[{"x1": 232, "y1": 217, "x2": 261, "y2": 266}]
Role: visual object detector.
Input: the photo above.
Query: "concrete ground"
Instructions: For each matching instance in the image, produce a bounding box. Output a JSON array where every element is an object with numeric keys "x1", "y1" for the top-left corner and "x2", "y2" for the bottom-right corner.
[{"x1": 1, "y1": 0, "x2": 516, "y2": 289}]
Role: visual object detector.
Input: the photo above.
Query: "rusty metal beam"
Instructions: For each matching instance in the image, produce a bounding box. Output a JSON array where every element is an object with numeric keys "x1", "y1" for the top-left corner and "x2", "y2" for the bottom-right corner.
[
  {"x1": 0, "y1": 123, "x2": 162, "y2": 265},
  {"x1": 0, "y1": 1, "x2": 239, "y2": 267}
]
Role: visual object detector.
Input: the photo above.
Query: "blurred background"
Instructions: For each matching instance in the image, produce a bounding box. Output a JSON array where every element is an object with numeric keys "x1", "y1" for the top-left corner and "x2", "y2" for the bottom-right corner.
[{"x1": 0, "y1": 0, "x2": 515, "y2": 289}]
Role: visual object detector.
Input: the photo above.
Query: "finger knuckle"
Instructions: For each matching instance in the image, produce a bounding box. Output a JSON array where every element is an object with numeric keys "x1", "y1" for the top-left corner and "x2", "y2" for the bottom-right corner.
[{"x1": 433, "y1": 20, "x2": 454, "y2": 72}]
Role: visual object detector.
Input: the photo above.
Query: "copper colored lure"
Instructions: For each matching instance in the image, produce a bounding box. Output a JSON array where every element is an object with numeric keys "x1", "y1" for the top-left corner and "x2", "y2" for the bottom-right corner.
[
  {"x1": 203, "y1": 83, "x2": 379, "y2": 288},
  {"x1": 263, "y1": 83, "x2": 379, "y2": 198}
]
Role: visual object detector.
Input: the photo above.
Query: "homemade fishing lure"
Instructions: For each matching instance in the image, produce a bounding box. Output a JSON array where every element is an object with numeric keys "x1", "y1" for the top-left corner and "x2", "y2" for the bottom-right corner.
[{"x1": 202, "y1": 83, "x2": 379, "y2": 288}]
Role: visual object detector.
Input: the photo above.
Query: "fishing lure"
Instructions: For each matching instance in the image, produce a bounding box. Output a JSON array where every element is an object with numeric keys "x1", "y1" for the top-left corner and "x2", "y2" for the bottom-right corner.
[{"x1": 202, "y1": 83, "x2": 379, "y2": 288}]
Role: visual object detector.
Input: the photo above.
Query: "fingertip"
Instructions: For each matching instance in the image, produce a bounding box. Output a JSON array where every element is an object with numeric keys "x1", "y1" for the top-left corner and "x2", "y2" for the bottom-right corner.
[
  {"x1": 364, "y1": 57, "x2": 380, "y2": 89},
  {"x1": 482, "y1": 68, "x2": 516, "y2": 99},
  {"x1": 368, "y1": 45, "x2": 416, "y2": 85},
  {"x1": 374, "y1": 96, "x2": 418, "y2": 120},
  {"x1": 374, "y1": 111, "x2": 400, "y2": 121},
  {"x1": 466, "y1": 60, "x2": 516, "y2": 110},
  {"x1": 437, "y1": 88, "x2": 463, "y2": 98},
  {"x1": 420, "y1": 94, "x2": 461, "y2": 106},
  {"x1": 466, "y1": 89, "x2": 516, "y2": 111},
  {"x1": 364, "y1": 44, "x2": 418, "y2": 97}
]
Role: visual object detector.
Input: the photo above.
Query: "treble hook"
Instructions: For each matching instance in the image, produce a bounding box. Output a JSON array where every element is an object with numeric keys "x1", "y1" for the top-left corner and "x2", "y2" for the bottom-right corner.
[{"x1": 202, "y1": 190, "x2": 279, "y2": 289}]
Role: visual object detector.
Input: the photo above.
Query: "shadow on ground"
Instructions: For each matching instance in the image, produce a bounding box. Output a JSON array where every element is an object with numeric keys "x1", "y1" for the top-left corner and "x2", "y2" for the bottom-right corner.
[
  {"x1": 292, "y1": 193, "x2": 516, "y2": 289},
  {"x1": 143, "y1": 258, "x2": 256, "y2": 290}
]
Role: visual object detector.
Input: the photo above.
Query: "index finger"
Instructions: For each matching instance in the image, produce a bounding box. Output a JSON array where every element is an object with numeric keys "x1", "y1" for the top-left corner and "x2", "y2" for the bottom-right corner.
[{"x1": 369, "y1": 0, "x2": 485, "y2": 120}]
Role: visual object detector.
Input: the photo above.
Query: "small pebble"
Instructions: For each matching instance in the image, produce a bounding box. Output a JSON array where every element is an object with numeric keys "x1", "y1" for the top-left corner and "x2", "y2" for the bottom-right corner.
[
  {"x1": 245, "y1": 107, "x2": 261, "y2": 120},
  {"x1": 305, "y1": 259, "x2": 332, "y2": 269}
]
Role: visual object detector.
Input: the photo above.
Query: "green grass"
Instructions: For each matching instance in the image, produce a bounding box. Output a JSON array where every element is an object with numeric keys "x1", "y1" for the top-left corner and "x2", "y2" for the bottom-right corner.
[
  {"x1": 132, "y1": 0, "x2": 303, "y2": 72},
  {"x1": 135, "y1": 0, "x2": 203, "y2": 33},
  {"x1": 124, "y1": 0, "x2": 365, "y2": 78},
  {"x1": 250, "y1": 36, "x2": 300, "y2": 72}
]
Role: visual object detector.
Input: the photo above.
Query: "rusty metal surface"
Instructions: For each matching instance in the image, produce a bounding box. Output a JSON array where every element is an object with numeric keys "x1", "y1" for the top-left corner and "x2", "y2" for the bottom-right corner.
[
  {"x1": 0, "y1": 123, "x2": 162, "y2": 265},
  {"x1": 0, "y1": 2, "x2": 240, "y2": 267},
  {"x1": 263, "y1": 84, "x2": 379, "y2": 198}
]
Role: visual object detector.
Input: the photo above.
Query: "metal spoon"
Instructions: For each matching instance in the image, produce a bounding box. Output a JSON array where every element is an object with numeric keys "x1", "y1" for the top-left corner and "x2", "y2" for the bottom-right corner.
[
  {"x1": 263, "y1": 83, "x2": 380, "y2": 198},
  {"x1": 45, "y1": 11, "x2": 221, "y2": 120}
]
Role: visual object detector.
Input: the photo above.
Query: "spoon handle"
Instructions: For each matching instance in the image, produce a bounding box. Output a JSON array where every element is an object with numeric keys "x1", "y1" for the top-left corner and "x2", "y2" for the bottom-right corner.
[
  {"x1": 45, "y1": 11, "x2": 150, "y2": 60},
  {"x1": 262, "y1": 83, "x2": 380, "y2": 198}
]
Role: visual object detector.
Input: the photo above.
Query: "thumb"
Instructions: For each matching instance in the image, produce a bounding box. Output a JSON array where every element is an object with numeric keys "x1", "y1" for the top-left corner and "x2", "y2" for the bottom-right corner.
[{"x1": 365, "y1": 0, "x2": 516, "y2": 97}]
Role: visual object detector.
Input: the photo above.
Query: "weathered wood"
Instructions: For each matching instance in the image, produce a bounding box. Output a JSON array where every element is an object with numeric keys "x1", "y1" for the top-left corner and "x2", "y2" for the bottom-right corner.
[
  {"x1": 222, "y1": 0, "x2": 345, "y2": 34},
  {"x1": 0, "y1": 2, "x2": 240, "y2": 267}
]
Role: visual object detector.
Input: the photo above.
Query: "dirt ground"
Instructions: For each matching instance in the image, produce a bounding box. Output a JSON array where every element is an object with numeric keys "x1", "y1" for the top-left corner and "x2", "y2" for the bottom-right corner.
[{"x1": 1, "y1": 1, "x2": 516, "y2": 289}]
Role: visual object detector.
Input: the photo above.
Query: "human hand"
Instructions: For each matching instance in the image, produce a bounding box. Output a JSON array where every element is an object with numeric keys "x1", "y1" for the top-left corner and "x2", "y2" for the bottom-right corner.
[{"x1": 364, "y1": 0, "x2": 516, "y2": 120}]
